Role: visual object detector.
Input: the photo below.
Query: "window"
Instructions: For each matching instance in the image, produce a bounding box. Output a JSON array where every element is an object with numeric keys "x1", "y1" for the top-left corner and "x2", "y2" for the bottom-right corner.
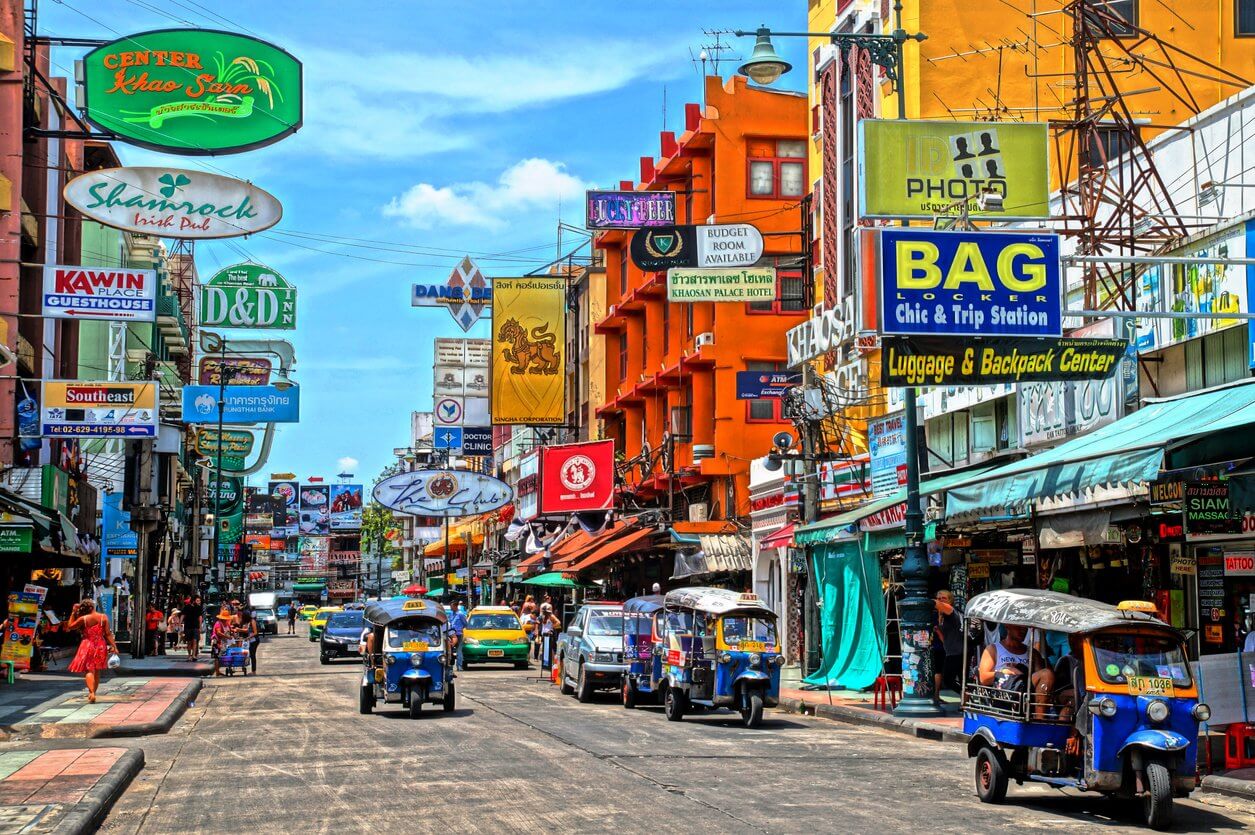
[
  {"x1": 1086, "y1": 125, "x2": 1136, "y2": 170},
  {"x1": 1241, "y1": 0, "x2": 1255, "y2": 35},
  {"x1": 619, "y1": 247, "x2": 628, "y2": 295},
  {"x1": 748, "y1": 270, "x2": 808, "y2": 314},
  {"x1": 745, "y1": 360, "x2": 787, "y2": 423},
  {"x1": 1084, "y1": 0, "x2": 1136, "y2": 37},
  {"x1": 747, "y1": 139, "x2": 807, "y2": 199},
  {"x1": 618, "y1": 332, "x2": 628, "y2": 380}
]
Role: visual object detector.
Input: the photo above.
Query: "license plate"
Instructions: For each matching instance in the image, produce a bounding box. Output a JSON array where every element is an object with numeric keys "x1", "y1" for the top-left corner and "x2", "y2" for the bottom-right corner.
[
  {"x1": 739, "y1": 641, "x2": 766, "y2": 652},
  {"x1": 402, "y1": 641, "x2": 428, "y2": 652},
  {"x1": 488, "y1": 649, "x2": 504, "y2": 657},
  {"x1": 1127, "y1": 676, "x2": 1175, "y2": 697}
]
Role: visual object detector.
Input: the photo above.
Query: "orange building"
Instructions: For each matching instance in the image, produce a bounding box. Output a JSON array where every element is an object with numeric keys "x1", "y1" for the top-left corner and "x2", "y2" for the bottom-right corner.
[{"x1": 594, "y1": 76, "x2": 809, "y2": 526}]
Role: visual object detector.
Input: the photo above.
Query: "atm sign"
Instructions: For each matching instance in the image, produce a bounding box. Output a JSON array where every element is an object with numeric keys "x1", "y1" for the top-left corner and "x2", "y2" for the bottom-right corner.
[{"x1": 1223, "y1": 552, "x2": 1255, "y2": 576}]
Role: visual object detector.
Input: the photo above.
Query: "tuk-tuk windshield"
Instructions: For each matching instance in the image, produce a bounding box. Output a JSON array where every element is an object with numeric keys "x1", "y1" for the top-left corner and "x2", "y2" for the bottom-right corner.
[
  {"x1": 721, "y1": 616, "x2": 777, "y2": 648},
  {"x1": 665, "y1": 610, "x2": 695, "y2": 635},
  {"x1": 1092, "y1": 633, "x2": 1191, "y2": 687},
  {"x1": 385, "y1": 623, "x2": 442, "y2": 649}
]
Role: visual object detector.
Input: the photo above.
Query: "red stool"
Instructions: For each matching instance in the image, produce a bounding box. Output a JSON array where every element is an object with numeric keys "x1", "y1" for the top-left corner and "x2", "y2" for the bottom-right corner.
[
  {"x1": 1225, "y1": 723, "x2": 1255, "y2": 770},
  {"x1": 873, "y1": 674, "x2": 903, "y2": 710}
]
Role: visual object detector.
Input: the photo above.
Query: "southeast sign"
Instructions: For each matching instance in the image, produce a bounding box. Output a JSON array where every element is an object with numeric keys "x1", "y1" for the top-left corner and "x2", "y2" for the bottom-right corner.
[
  {"x1": 63, "y1": 167, "x2": 282, "y2": 239},
  {"x1": 80, "y1": 29, "x2": 303, "y2": 155},
  {"x1": 200, "y1": 263, "x2": 296, "y2": 329},
  {"x1": 40, "y1": 381, "x2": 157, "y2": 437},
  {"x1": 372, "y1": 469, "x2": 513, "y2": 518},
  {"x1": 41, "y1": 265, "x2": 156, "y2": 321}
]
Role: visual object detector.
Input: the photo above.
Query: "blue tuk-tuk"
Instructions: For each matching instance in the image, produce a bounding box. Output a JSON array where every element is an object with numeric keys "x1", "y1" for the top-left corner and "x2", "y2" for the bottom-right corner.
[
  {"x1": 962, "y1": 589, "x2": 1210, "y2": 830},
  {"x1": 359, "y1": 598, "x2": 455, "y2": 719},
  {"x1": 656, "y1": 587, "x2": 782, "y2": 728},
  {"x1": 621, "y1": 594, "x2": 664, "y2": 709}
]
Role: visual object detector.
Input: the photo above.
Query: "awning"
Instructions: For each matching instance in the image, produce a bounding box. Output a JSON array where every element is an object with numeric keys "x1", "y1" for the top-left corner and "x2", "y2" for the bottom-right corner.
[
  {"x1": 672, "y1": 535, "x2": 752, "y2": 579},
  {"x1": 292, "y1": 582, "x2": 326, "y2": 592},
  {"x1": 568, "y1": 526, "x2": 656, "y2": 572},
  {"x1": 948, "y1": 380, "x2": 1255, "y2": 520},
  {"x1": 757, "y1": 524, "x2": 795, "y2": 551}
]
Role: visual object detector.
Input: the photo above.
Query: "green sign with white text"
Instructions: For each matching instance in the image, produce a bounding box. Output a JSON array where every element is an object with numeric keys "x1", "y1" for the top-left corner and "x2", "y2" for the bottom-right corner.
[
  {"x1": 81, "y1": 29, "x2": 302, "y2": 155},
  {"x1": 0, "y1": 527, "x2": 33, "y2": 553},
  {"x1": 200, "y1": 263, "x2": 297, "y2": 329}
]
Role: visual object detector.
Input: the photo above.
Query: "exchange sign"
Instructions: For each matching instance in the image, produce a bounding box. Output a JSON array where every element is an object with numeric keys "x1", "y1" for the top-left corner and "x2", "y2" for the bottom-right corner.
[
  {"x1": 667, "y1": 267, "x2": 776, "y2": 302},
  {"x1": 80, "y1": 29, "x2": 303, "y2": 155},
  {"x1": 877, "y1": 229, "x2": 1062, "y2": 337},
  {"x1": 40, "y1": 381, "x2": 157, "y2": 437},
  {"x1": 63, "y1": 167, "x2": 282, "y2": 240},
  {"x1": 200, "y1": 263, "x2": 296, "y2": 329},
  {"x1": 42, "y1": 265, "x2": 156, "y2": 321},
  {"x1": 880, "y1": 336, "x2": 1126, "y2": 387},
  {"x1": 372, "y1": 469, "x2": 513, "y2": 518},
  {"x1": 585, "y1": 190, "x2": 676, "y2": 230}
]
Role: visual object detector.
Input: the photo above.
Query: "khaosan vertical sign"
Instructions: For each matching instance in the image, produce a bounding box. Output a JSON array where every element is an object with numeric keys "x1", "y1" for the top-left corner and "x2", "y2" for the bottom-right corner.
[
  {"x1": 80, "y1": 29, "x2": 303, "y2": 155},
  {"x1": 491, "y1": 278, "x2": 566, "y2": 424}
]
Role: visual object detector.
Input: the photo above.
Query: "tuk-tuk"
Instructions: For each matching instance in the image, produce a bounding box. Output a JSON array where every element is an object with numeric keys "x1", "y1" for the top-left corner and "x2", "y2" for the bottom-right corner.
[
  {"x1": 621, "y1": 595, "x2": 664, "y2": 709},
  {"x1": 962, "y1": 589, "x2": 1209, "y2": 830},
  {"x1": 359, "y1": 598, "x2": 455, "y2": 719},
  {"x1": 656, "y1": 588, "x2": 782, "y2": 728}
]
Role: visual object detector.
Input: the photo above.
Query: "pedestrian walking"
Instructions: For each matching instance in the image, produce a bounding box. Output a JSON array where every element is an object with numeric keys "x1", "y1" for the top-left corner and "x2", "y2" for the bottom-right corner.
[
  {"x1": 449, "y1": 602, "x2": 467, "y2": 670},
  {"x1": 144, "y1": 603, "x2": 163, "y2": 656},
  {"x1": 211, "y1": 609, "x2": 233, "y2": 676},
  {"x1": 238, "y1": 608, "x2": 260, "y2": 674},
  {"x1": 183, "y1": 596, "x2": 203, "y2": 660},
  {"x1": 932, "y1": 590, "x2": 964, "y2": 705},
  {"x1": 67, "y1": 600, "x2": 118, "y2": 703},
  {"x1": 167, "y1": 607, "x2": 182, "y2": 652},
  {"x1": 286, "y1": 602, "x2": 298, "y2": 635}
]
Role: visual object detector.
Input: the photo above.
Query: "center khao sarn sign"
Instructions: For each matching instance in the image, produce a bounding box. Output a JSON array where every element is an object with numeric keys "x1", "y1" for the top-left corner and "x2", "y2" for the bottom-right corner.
[{"x1": 80, "y1": 29, "x2": 302, "y2": 155}]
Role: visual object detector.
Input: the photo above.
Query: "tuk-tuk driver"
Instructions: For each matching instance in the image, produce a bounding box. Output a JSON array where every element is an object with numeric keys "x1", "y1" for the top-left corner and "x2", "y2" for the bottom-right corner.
[
  {"x1": 359, "y1": 624, "x2": 375, "y2": 661},
  {"x1": 978, "y1": 623, "x2": 1055, "y2": 718}
]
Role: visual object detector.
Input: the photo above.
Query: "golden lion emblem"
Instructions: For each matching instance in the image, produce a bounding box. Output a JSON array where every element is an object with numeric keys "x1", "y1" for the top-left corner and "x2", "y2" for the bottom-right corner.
[{"x1": 498, "y1": 318, "x2": 561, "y2": 375}]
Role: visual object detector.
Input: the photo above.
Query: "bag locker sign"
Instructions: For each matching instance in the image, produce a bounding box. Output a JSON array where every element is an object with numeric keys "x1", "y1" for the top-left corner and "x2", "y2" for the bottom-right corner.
[{"x1": 42, "y1": 265, "x2": 157, "y2": 321}]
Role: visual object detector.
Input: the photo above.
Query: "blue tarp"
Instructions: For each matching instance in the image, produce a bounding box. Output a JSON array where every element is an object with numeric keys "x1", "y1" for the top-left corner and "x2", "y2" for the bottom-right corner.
[{"x1": 803, "y1": 542, "x2": 886, "y2": 691}]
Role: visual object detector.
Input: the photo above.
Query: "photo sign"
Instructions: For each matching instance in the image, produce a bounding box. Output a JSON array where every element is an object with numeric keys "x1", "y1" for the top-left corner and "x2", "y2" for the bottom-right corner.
[
  {"x1": 81, "y1": 29, "x2": 303, "y2": 155},
  {"x1": 667, "y1": 267, "x2": 776, "y2": 302},
  {"x1": 372, "y1": 469, "x2": 513, "y2": 518},
  {"x1": 877, "y1": 229, "x2": 1062, "y2": 337},
  {"x1": 859, "y1": 120, "x2": 1050, "y2": 218},
  {"x1": 41, "y1": 265, "x2": 156, "y2": 321},
  {"x1": 881, "y1": 336, "x2": 1125, "y2": 387},
  {"x1": 200, "y1": 263, "x2": 296, "y2": 329},
  {"x1": 63, "y1": 167, "x2": 282, "y2": 240},
  {"x1": 630, "y1": 224, "x2": 764, "y2": 271},
  {"x1": 585, "y1": 190, "x2": 675, "y2": 230},
  {"x1": 40, "y1": 381, "x2": 157, "y2": 437}
]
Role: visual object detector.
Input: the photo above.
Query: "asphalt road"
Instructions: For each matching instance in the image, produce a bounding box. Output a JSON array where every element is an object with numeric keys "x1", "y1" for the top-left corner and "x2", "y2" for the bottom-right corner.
[{"x1": 98, "y1": 626, "x2": 1255, "y2": 834}]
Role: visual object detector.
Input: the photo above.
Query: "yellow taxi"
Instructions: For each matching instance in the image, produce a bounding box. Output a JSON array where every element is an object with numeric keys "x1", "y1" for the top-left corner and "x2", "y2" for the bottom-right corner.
[
  {"x1": 308, "y1": 606, "x2": 343, "y2": 642},
  {"x1": 462, "y1": 606, "x2": 530, "y2": 668},
  {"x1": 299, "y1": 604, "x2": 319, "y2": 621}
]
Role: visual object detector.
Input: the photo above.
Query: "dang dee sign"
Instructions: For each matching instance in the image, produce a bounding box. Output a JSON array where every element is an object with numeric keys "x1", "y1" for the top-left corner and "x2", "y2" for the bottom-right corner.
[{"x1": 63, "y1": 167, "x2": 282, "y2": 239}]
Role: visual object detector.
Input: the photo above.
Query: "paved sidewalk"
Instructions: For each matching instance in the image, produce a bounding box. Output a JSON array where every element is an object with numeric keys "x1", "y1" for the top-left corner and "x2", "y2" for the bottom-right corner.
[
  {"x1": 0, "y1": 677, "x2": 200, "y2": 740},
  {"x1": 779, "y1": 685, "x2": 968, "y2": 742},
  {"x1": 113, "y1": 657, "x2": 213, "y2": 678},
  {"x1": 0, "y1": 747, "x2": 143, "y2": 833}
]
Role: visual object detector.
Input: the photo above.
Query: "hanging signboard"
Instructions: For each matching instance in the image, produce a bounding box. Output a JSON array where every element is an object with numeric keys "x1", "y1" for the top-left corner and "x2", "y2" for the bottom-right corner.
[
  {"x1": 329, "y1": 484, "x2": 363, "y2": 530},
  {"x1": 876, "y1": 229, "x2": 1062, "y2": 337},
  {"x1": 372, "y1": 469, "x2": 513, "y2": 518},
  {"x1": 200, "y1": 263, "x2": 296, "y2": 329},
  {"x1": 198, "y1": 355, "x2": 271, "y2": 385},
  {"x1": 859, "y1": 119, "x2": 1050, "y2": 218},
  {"x1": 539, "y1": 439, "x2": 615, "y2": 514},
  {"x1": 491, "y1": 277, "x2": 566, "y2": 425},
  {"x1": 181, "y1": 384, "x2": 299, "y2": 423},
  {"x1": 41, "y1": 265, "x2": 157, "y2": 321},
  {"x1": 629, "y1": 224, "x2": 764, "y2": 271},
  {"x1": 412, "y1": 257, "x2": 492, "y2": 332},
  {"x1": 208, "y1": 474, "x2": 243, "y2": 516},
  {"x1": 102, "y1": 493, "x2": 137, "y2": 559},
  {"x1": 880, "y1": 336, "x2": 1124, "y2": 387},
  {"x1": 268, "y1": 479, "x2": 297, "y2": 511},
  {"x1": 869, "y1": 413, "x2": 907, "y2": 497},
  {"x1": 63, "y1": 167, "x2": 283, "y2": 239},
  {"x1": 80, "y1": 29, "x2": 303, "y2": 155},
  {"x1": 40, "y1": 381, "x2": 157, "y2": 437},
  {"x1": 735, "y1": 371, "x2": 800, "y2": 399},
  {"x1": 667, "y1": 267, "x2": 776, "y2": 302},
  {"x1": 195, "y1": 428, "x2": 255, "y2": 466},
  {"x1": 1184, "y1": 481, "x2": 1241, "y2": 537},
  {"x1": 585, "y1": 189, "x2": 676, "y2": 230},
  {"x1": 300, "y1": 484, "x2": 330, "y2": 535}
]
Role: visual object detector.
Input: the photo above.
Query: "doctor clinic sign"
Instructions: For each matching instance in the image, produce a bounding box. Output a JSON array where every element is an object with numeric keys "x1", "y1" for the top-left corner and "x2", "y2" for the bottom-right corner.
[{"x1": 80, "y1": 29, "x2": 303, "y2": 155}]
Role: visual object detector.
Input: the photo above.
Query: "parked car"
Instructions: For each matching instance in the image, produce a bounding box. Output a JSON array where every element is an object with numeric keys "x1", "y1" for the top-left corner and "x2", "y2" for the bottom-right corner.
[
  {"x1": 277, "y1": 604, "x2": 291, "y2": 620},
  {"x1": 320, "y1": 610, "x2": 366, "y2": 664},
  {"x1": 557, "y1": 602, "x2": 626, "y2": 702}
]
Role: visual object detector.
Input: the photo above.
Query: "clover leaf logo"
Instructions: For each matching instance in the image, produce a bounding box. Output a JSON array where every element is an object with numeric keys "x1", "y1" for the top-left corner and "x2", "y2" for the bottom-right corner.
[{"x1": 158, "y1": 173, "x2": 191, "y2": 198}]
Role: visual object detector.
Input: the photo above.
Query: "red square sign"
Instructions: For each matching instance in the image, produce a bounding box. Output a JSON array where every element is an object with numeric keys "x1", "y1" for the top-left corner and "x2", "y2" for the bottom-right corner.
[{"x1": 539, "y1": 440, "x2": 616, "y2": 514}]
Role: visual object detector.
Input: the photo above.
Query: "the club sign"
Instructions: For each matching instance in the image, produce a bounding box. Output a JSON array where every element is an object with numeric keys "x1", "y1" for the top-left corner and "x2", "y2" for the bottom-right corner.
[
  {"x1": 878, "y1": 229, "x2": 1062, "y2": 337},
  {"x1": 372, "y1": 469, "x2": 513, "y2": 518},
  {"x1": 630, "y1": 224, "x2": 763, "y2": 271},
  {"x1": 63, "y1": 167, "x2": 282, "y2": 240}
]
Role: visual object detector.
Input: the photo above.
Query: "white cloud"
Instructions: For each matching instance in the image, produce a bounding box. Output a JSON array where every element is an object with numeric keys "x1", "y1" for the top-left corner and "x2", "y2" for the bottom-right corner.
[
  {"x1": 337, "y1": 456, "x2": 360, "y2": 473},
  {"x1": 383, "y1": 158, "x2": 588, "y2": 229}
]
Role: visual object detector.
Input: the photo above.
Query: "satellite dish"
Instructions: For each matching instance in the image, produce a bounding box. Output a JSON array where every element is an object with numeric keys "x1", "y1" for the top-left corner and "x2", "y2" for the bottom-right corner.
[{"x1": 772, "y1": 431, "x2": 794, "y2": 451}]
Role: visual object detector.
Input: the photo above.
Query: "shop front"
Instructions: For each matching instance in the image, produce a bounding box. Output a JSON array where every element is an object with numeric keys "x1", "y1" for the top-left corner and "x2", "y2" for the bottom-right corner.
[{"x1": 749, "y1": 459, "x2": 798, "y2": 643}]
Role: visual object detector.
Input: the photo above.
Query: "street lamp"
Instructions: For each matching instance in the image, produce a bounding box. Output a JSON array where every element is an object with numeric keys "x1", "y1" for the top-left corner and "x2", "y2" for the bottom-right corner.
[{"x1": 735, "y1": 8, "x2": 941, "y2": 719}]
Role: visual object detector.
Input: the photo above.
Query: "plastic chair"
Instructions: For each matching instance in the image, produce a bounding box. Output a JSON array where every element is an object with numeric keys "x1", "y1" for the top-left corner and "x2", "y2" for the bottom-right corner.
[
  {"x1": 873, "y1": 674, "x2": 902, "y2": 710},
  {"x1": 1224, "y1": 723, "x2": 1255, "y2": 770},
  {"x1": 0, "y1": 660, "x2": 15, "y2": 684}
]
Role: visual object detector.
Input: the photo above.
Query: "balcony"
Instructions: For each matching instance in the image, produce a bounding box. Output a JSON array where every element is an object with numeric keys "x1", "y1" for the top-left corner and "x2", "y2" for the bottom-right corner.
[{"x1": 156, "y1": 296, "x2": 188, "y2": 355}]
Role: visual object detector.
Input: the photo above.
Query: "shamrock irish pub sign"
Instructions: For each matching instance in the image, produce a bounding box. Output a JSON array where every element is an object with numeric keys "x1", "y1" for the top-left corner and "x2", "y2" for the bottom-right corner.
[{"x1": 80, "y1": 29, "x2": 303, "y2": 155}]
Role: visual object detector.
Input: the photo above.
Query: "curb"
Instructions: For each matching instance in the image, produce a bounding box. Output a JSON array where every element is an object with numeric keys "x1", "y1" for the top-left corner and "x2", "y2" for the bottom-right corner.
[
  {"x1": 1199, "y1": 773, "x2": 1255, "y2": 801},
  {"x1": 6, "y1": 679, "x2": 201, "y2": 740},
  {"x1": 106, "y1": 678, "x2": 202, "y2": 738},
  {"x1": 778, "y1": 696, "x2": 969, "y2": 744},
  {"x1": 53, "y1": 748, "x2": 144, "y2": 835}
]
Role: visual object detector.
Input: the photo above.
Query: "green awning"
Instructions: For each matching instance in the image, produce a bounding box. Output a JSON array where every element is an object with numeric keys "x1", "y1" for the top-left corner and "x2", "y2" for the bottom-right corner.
[
  {"x1": 519, "y1": 572, "x2": 590, "y2": 588},
  {"x1": 862, "y1": 522, "x2": 938, "y2": 555},
  {"x1": 948, "y1": 380, "x2": 1255, "y2": 520},
  {"x1": 292, "y1": 582, "x2": 326, "y2": 592}
]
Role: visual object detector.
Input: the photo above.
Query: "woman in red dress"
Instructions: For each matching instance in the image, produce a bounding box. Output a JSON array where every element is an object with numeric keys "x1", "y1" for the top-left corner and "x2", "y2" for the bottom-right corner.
[{"x1": 67, "y1": 600, "x2": 117, "y2": 703}]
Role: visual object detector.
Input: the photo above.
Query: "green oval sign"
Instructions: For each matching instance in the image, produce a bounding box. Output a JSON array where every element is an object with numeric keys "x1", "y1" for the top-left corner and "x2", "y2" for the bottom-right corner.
[{"x1": 81, "y1": 28, "x2": 303, "y2": 155}]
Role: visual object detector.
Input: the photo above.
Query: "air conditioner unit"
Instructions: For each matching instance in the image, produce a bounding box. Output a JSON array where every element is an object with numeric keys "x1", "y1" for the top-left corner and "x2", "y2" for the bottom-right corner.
[
  {"x1": 689, "y1": 503, "x2": 709, "y2": 523},
  {"x1": 695, "y1": 332, "x2": 715, "y2": 349}
]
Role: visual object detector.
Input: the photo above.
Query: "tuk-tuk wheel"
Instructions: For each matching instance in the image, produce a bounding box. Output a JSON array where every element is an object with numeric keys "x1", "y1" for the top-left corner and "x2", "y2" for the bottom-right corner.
[
  {"x1": 358, "y1": 685, "x2": 373, "y2": 715},
  {"x1": 408, "y1": 694, "x2": 423, "y2": 719},
  {"x1": 664, "y1": 686, "x2": 686, "y2": 722},
  {"x1": 974, "y1": 747, "x2": 1008, "y2": 803},
  {"x1": 1143, "y1": 763, "x2": 1173, "y2": 830},
  {"x1": 741, "y1": 693, "x2": 763, "y2": 728},
  {"x1": 443, "y1": 682, "x2": 455, "y2": 713},
  {"x1": 623, "y1": 679, "x2": 638, "y2": 709}
]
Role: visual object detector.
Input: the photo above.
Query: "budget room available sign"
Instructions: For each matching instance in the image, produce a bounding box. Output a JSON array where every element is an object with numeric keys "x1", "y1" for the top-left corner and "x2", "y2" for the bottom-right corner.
[
  {"x1": 40, "y1": 381, "x2": 157, "y2": 437},
  {"x1": 63, "y1": 167, "x2": 282, "y2": 239},
  {"x1": 80, "y1": 28, "x2": 303, "y2": 155},
  {"x1": 539, "y1": 440, "x2": 615, "y2": 514},
  {"x1": 200, "y1": 263, "x2": 296, "y2": 329},
  {"x1": 42, "y1": 265, "x2": 156, "y2": 321},
  {"x1": 877, "y1": 229, "x2": 1062, "y2": 337}
]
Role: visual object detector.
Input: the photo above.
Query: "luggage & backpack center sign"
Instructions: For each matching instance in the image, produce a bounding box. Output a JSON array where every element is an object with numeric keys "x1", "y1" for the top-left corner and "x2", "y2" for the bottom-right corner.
[
  {"x1": 42, "y1": 265, "x2": 156, "y2": 321},
  {"x1": 876, "y1": 229, "x2": 1062, "y2": 337}
]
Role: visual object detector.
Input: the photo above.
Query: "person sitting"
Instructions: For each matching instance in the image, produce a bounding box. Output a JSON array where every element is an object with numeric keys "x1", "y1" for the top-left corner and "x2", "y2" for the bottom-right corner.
[{"x1": 978, "y1": 624, "x2": 1054, "y2": 719}]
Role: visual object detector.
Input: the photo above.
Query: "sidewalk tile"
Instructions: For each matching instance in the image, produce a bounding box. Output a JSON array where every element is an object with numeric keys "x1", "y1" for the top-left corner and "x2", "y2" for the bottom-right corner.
[{"x1": 0, "y1": 752, "x2": 41, "y2": 781}]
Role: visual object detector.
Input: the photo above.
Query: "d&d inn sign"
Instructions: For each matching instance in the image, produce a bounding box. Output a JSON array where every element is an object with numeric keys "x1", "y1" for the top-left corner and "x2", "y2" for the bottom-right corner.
[{"x1": 80, "y1": 29, "x2": 303, "y2": 155}]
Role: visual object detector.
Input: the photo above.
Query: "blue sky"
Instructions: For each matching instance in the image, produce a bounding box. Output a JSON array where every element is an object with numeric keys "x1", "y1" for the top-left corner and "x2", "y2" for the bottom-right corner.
[{"x1": 43, "y1": 1, "x2": 807, "y2": 486}]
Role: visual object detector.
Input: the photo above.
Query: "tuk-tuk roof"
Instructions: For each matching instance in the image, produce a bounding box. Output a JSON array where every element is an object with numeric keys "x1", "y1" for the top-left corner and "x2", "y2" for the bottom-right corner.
[
  {"x1": 364, "y1": 598, "x2": 448, "y2": 628},
  {"x1": 664, "y1": 587, "x2": 776, "y2": 618},
  {"x1": 623, "y1": 595, "x2": 664, "y2": 614},
  {"x1": 965, "y1": 589, "x2": 1165, "y2": 634}
]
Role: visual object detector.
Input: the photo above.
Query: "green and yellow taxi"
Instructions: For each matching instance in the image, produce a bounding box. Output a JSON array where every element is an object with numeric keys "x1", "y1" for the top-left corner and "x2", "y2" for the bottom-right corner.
[
  {"x1": 299, "y1": 605, "x2": 319, "y2": 621},
  {"x1": 308, "y1": 606, "x2": 343, "y2": 642},
  {"x1": 462, "y1": 606, "x2": 530, "y2": 668}
]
